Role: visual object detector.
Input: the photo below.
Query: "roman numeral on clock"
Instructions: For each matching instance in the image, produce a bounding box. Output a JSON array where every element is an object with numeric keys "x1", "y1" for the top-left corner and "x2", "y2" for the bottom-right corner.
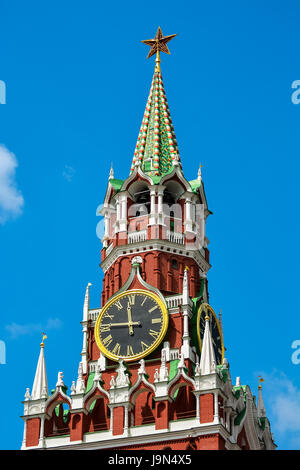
[
  {"x1": 103, "y1": 312, "x2": 114, "y2": 320},
  {"x1": 102, "y1": 335, "x2": 113, "y2": 347},
  {"x1": 141, "y1": 341, "x2": 149, "y2": 351},
  {"x1": 100, "y1": 324, "x2": 110, "y2": 333},
  {"x1": 128, "y1": 295, "x2": 135, "y2": 305},
  {"x1": 149, "y1": 329, "x2": 159, "y2": 339},
  {"x1": 149, "y1": 305, "x2": 158, "y2": 313},
  {"x1": 111, "y1": 343, "x2": 121, "y2": 355},
  {"x1": 127, "y1": 345, "x2": 134, "y2": 356}
]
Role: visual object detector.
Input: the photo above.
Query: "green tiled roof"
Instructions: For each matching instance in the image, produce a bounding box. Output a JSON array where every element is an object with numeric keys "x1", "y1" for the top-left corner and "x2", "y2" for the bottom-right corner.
[
  {"x1": 110, "y1": 178, "x2": 123, "y2": 192},
  {"x1": 189, "y1": 179, "x2": 201, "y2": 193},
  {"x1": 130, "y1": 66, "x2": 181, "y2": 178}
]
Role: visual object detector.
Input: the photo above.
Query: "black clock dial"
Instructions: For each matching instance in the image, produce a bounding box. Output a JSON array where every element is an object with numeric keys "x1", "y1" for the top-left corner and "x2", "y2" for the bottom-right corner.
[
  {"x1": 95, "y1": 290, "x2": 168, "y2": 362},
  {"x1": 197, "y1": 303, "x2": 224, "y2": 366}
]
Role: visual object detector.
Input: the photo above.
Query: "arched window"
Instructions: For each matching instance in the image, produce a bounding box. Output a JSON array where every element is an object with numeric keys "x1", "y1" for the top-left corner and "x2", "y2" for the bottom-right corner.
[
  {"x1": 88, "y1": 398, "x2": 109, "y2": 432},
  {"x1": 134, "y1": 391, "x2": 155, "y2": 426},
  {"x1": 171, "y1": 259, "x2": 178, "y2": 269},
  {"x1": 135, "y1": 189, "x2": 150, "y2": 214},
  {"x1": 163, "y1": 189, "x2": 175, "y2": 207}
]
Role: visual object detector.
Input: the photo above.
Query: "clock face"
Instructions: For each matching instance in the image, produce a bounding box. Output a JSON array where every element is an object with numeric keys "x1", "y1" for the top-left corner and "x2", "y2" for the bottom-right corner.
[
  {"x1": 94, "y1": 290, "x2": 168, "y2": 362},
  {"x1": 196, "y1": 303, "x2": 224, "y2": 366}
]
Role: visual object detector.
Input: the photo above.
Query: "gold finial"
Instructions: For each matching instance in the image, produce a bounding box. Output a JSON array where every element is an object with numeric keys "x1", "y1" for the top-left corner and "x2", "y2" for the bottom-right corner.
[
  {"x1": 258, "y1": 376, "x2": 264, "y2": 390},
  {"x1": 203, "y1": 304, "x2": 210, "y2": 322},
  {"x1": 40, "y1": 332, "x2": 47, "y2": 348},
  {"x1": 155, "y1": 38, "x2": 161, "y2": 72},
  {"x1": 141, "y1": 26, "x2": 176, "y2": 72},
  {"x1": 185, "y1": 265, "x2": 190, "y2": 271}
]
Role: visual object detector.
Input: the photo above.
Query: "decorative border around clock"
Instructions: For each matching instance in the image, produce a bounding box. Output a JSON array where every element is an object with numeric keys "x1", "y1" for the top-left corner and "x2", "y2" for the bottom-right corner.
[{"x1": 94, "y1": 289, "x2": 169, "y2": 362}]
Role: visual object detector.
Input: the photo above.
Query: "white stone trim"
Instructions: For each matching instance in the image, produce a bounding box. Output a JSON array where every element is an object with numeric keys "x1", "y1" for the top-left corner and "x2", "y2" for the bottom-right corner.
[
  {"x1": 39, "y1": 422, "x2": 238, "y2": 450},
  {"x1": 101, "y1": 240, "x2": 210, "y2": 274},
  {"x1": 106, "y1": 242, "x2": 113, "y2": 256},
  {"x1": 128, "y1": 229, "x2": 147, "y2": 244},
  {"x1": 166, "y1": 230, "x2": 184, "y2": 244}
]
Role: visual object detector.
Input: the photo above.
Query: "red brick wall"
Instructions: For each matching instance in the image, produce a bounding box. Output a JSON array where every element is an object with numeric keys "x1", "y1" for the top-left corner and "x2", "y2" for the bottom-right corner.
[
  {"x1": 26, "y1": 418, "x2": 40, "y2": 447},
  {"x1": 70, "y1": 413, "x2": 84, "y2": 442},
  {"x1": 134, "y1": 391, "x2": 155, "y2": 426},
  {"x1": 114, "y1": 434, "x2": 225, "y2": 450},
  {"x1": 112, "y1": 406, "x2": 124, "y2": 436},
  {"x1": 197, "y1": 434, "x2": 220, "y2": 450},
  {"x1": 101, "y1": 251, "x2": 201, "y2": 306},
  {"x1": 155, "y1": 400, "x2": 169, "y2": 430},
  {"x1": 200, "y1": 393, "x2": 214, "y2": 423}
]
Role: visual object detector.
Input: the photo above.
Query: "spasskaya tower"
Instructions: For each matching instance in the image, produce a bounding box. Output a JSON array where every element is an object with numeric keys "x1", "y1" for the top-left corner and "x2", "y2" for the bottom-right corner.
[{"x1": 21, "y1": 28, "x2": 276, "y2": 451}]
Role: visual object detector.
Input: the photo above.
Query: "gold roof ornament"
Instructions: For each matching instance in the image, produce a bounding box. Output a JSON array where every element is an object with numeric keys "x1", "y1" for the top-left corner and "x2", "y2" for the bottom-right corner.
[
  {"x1": 40, "y1": 332, "x2": 47, "y2": 348},
  {"x1": 258, "y1": 376, "x2": 264, "y2": 390},
  {"x1": 203, "y1": 305, "x2": 210, "y2": 322},
  {"x1": 141, "y1": 26, "x2": 176, "y2": 72}
]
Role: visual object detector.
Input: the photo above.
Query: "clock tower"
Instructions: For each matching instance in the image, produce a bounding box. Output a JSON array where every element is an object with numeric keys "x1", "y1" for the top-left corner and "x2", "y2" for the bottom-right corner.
[{"x1": 21, "y1": 28, "x2": 276, "y2": 451}]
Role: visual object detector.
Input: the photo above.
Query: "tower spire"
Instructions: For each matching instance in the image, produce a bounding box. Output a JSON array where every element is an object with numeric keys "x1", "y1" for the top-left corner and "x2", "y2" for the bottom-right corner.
[
  {"x1": 131, "y1": 27, "x2": 180, "y2": 177},
  {"x1": 31, "y1": 336, "x2": 48, "y2": 400},
  {"x1": 109, "y1": 164, "x2": 114, "y2": 180},
  {"x1": 257, "y1": 376, "x2": 266, "y2": 418}
]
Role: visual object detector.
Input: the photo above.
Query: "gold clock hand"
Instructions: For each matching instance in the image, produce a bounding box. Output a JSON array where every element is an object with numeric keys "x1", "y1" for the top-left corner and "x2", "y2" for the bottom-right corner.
[
  {"x1": 109, "y1": 321, "x2": 141, "y2": 327},
  {"x1": 127, "y1": 304, "x2": 134, "y2": 336}
]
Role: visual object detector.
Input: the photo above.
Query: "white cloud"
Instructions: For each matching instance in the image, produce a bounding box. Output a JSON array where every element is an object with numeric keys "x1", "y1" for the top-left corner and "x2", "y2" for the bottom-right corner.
[
  {"x1": 0, "y1": 144, "x2": 24, "y2": 224},
  {"x1": 62, "y1": 165, "x2": 75, "y2": 182},
  {"x1": 5, "y1": 317, "x2": 63, "y2": 339}
]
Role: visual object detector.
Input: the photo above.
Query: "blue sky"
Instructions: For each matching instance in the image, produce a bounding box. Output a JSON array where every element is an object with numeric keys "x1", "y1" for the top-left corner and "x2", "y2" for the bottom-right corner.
[{"x1": 1, "y1": 0, "x2": 300, "y2": 450}]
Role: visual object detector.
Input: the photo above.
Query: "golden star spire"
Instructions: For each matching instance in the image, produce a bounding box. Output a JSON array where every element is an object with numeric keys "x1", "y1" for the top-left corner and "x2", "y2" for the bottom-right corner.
[{"x1": 141, "y1": 26, "x2": 176, "y2": 71}]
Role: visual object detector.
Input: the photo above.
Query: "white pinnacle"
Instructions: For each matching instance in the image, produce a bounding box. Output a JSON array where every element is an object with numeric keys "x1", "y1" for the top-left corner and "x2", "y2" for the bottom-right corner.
[
  {"x1": 182, "y1": 266, "x2": 190, "y2": 305},
  {"x1": 31, "y1": 343, "x2": 48, "y2": 400},
  {"x1": 199, "y1": 312, "x2": 216, "y2": 375},
  {"x1": 109, "y1": 164, "x2": 114, "y2": 180},
  {"x1": 198, "y1": 164, "x2": 202, "y2": 181},
  {"x1": 83, "y1": 282, "x2": 92, "y2": 322},
  {"x1": 76, "y1": 362, "x2": 85, "y2": 393},
  {"x1": 257, "y1": 381, "x2": 266, "y2": 418}
]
